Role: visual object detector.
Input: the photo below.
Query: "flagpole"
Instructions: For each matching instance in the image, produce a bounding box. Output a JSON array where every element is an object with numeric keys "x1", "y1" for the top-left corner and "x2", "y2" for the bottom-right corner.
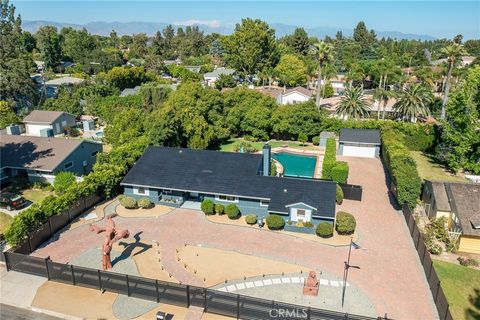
[{"x1": 341, "y1": 237, "x2": 353, "y2": 308}]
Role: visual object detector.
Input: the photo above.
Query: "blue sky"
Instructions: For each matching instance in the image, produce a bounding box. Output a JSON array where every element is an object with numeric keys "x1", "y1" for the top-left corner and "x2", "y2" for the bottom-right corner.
[{"x1": 12, "y1": 1, "x2": 480, "y2": 39}]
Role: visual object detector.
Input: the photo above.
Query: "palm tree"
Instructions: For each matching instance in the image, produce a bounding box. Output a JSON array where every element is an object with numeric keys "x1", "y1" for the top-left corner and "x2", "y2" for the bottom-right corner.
[
  {"x1": 393, "y1": 84, "x2": 433, "y2": 122},
  {"x1": 373, "y1": 88, "x2": 390, "y2": 120},
  {"x1": 440, "y1": 43, "x2": 467, "y2": 119},
  {"x1": 335, "y1": 87, "x2": 370, "y2": 119},
  {"x1": 311, "y1": 42, "x2": 333, "y2": 109}
]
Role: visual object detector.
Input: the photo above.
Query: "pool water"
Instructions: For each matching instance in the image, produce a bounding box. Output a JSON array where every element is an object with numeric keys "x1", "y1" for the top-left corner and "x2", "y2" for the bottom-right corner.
[{"x1": 272, "y1": 152, "x2": 317, "y2": 178}]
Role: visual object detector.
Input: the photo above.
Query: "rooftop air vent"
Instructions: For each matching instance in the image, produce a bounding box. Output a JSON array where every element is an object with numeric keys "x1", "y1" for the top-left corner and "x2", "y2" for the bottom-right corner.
[{"x1": 283, "y1": 189, "x2": 288, "y2": 193}]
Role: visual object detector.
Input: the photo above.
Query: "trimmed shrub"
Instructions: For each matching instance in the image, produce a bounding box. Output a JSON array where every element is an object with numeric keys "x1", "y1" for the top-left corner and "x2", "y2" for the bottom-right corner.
[
  {"x1": 316, "y1": 222, "x2": 333, "y2": 238},
  {"x1": 120, "y1": 196, "x2": 137, "y2": 209},
  {"x1": 266, "y1": 214, "x2": 285, "y2": 230},
  {"x1": 117, "y1": 194, "x2": 126, "y2": 201},
  {"x1": 312, "y1": 136, "x2": 320, "y2": 146},
  {"x1": 331, "y1": 161, "x2": 349, "y2": 184},
  {"x1": 427, "y1": 242, "x2": 443, "y2": 255},
  {"x1": 201, "y1": 199, "x2": 214, "y2": 215},
  {"x1": 225, "y1": 204, "x2": 240, "y2": 219},
  {"x1": 303, "y1": 221, "x2": 314, "y2": 228},
  {"x1": 336, "y1": 185, "x2": 344, "y2": 204},
  {"x1": 457, "y1": 257, "x2": 479, "y2": 267},
  {"x1": 54, "y1": 171, "x2": 76, "y2": 195},
  {"x1": 245, "y1": 214, "x2": 257, "y2": 225},
  {"x1": 214, "y1": 203, "x2": 225, "y2": 215},
  {"x1": 137, "y1": 197, "x2": 152, "y2": 209},
  {"x1": 335, "y1": 211, "x2": 356, "y2": 235},
  {"x1": 322, "y1": 138, "x2": 337, "y2": 179},
  {"x1": 298, "y1": 132, "x2": 307, "y2": 145}
]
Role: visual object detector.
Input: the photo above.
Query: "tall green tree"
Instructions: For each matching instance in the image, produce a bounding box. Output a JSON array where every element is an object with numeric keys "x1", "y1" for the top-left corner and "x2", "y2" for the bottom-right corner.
[
  {"x1": 335, "y1": 87, "x2": 370, "y2": 119},
  {"x1": 222, "y1": 18, "x2": 279, "y2": 75},
  {"x1": 393, "y1": 84, "x2": 433, "y2": 122},
  {"x1": 310, "y1": 41, "x2": 333, "y2": 108},
  {"x1": 440, "y1": 43, "x2": 467, "y2": 119},
  {"x1": 284, "y1": 27, "x2": 310, "y2": 55},
  {"x1": 274, "y1": 54, "x2": 307, "y2": 88},
  {"x1": 36, "y1": 26, "x2": 62, "y2": 70},
  {"x1": 0, "y1": 101, "x2": 19, "y2": 128},
  {"x1": 0, "y1": 0, "x2": 37, "y2": 106}
]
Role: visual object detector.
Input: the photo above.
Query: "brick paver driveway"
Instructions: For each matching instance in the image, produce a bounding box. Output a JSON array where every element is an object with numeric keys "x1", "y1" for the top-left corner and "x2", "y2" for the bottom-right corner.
[{"x1": 34, "y1": 157, "x2": 436, "y2": 319}]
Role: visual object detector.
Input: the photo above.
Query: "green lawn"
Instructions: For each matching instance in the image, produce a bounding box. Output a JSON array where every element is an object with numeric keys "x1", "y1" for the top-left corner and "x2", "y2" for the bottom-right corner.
[
  {"x1": 218, "y1": 138, "x2": 318, "y2": 152},
  {"x1": 21, "y1": 189, "x2": 54, "y2": 203},
  {"x1": 433, "y1": 260, "x2": 480, "y2": 320},
  {"x1": 0, "y1": 211, "x2": 13, "y2": 235},
  {"x1": 410, "y1": 151, "x2": 468, "y2": 183}
]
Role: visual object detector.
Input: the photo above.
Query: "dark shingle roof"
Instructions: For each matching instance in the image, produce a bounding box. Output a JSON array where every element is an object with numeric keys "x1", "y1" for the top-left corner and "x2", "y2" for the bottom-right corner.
[
  {"x1": 339, "y1": 128, "x2": 381, "y2": 145},
  {"x1": 445, "y1": 183, "x2": 480, "y2": 237},
  {"x1": 121, "y1": 146, "x2": 336, "y2": 217},
  {"x1": 430, "y1": 181, "x2": 451, "y2": 212}
]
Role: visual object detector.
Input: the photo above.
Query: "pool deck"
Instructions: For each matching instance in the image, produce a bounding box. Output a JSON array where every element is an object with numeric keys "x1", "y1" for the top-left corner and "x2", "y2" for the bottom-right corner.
[{"x1": 270, "y1": 147, "x2": 325, "y2": 179}]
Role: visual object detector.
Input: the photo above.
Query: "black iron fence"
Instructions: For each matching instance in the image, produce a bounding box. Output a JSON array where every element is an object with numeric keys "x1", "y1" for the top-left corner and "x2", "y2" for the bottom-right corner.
[
  {"x1": 401, "y1": 204, "x2": 453, "y2": 320},
  {"x1": 338, "y1": 183, "x2": 362, "y2": 201},
  {"x1": 4, "y1": 251, "x2": 385, "y2": 320},
  {"x1": 14, "y1": 193, "x2": 104, "y2": 255}
]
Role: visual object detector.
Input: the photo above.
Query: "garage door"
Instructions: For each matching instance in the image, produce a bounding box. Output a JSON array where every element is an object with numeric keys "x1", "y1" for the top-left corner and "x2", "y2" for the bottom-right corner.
[
  {"x1": 342, "y1": 145, "x2": 376, "y2": 158},
  {"x1": 26, "y1": 124, "x2": 52, "y2": 136}
]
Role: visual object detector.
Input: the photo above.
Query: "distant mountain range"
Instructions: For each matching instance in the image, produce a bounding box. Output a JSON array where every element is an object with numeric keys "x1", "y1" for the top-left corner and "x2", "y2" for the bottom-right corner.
[{"x1": 23, "y1": 20, "x2": 437, "y2": 41}]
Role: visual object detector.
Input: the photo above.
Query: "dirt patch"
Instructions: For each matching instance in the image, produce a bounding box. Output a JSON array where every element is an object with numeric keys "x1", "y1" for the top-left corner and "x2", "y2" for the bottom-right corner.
[
  {"x1": 117, "y1": 204, "x2": 174, "y2": 218},
  {"x1": 32, "y1": 281, "x2": 117, "y2": 319},
  {"x1": 177, "y1": 245, "x2": 311, "y2": 287}
]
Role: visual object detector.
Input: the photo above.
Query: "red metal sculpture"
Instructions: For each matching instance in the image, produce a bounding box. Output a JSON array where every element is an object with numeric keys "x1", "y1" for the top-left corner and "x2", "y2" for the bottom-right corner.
[
  {"x1": 303, "y1": 271, "x2": 319, "y2": 296},
  {"x1": 90, "y1": 214, "x2": 129, "y2": 270}
]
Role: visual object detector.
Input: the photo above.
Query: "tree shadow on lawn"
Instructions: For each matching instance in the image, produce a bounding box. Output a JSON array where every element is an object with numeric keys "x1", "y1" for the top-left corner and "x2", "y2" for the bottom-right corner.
[
  {"x1": 466, "y1": 288, "x2": 480, "y2": 320},
  {"x1": 111, "y1": 231, "x2": 152, "y2": 266}
]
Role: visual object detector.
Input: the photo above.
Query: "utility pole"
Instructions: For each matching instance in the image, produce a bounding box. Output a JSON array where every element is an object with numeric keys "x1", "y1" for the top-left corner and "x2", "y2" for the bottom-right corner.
[{"x1": 341, "y1": 237, "x2": 360, "y2": 308}]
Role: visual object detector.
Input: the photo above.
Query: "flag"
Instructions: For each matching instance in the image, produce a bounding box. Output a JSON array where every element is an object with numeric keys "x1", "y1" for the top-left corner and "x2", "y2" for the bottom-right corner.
[{"x1": 351, "y1": 241, "x2": 361, "y2": 249}]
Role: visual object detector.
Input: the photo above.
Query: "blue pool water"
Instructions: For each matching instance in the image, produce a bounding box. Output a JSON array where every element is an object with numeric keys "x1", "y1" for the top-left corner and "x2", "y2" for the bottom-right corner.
[{"x1": 272, "y1": 152, "x2": 317, "y2": 178}]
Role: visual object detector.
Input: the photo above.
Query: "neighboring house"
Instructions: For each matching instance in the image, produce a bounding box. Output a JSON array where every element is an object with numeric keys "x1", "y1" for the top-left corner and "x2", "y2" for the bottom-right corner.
[
  {"x1": 23, "y1": 110, "x2": 76, "y2": 136},
  {"x1": 120, "y1": 86, "x2": 141, "y2": 97},
  {"x1": 277, "y1": 87, "x2": 313, "y2": 105},
  {"x1": 185, "y1": 66, "x2": 201, "y2": 73},
  {"x1": 45, "y1": 76, "x2": 84, "y2": 97},
  {"x1": 422, "y1": 181, "x2": 480, "y2": 254},
  {"x1": 0, "y1": 135, "x2": 102, "y2": 185},
  {"x1": 204, "y1": 67, "x2": 236, "y2": 87},
  {"x1": 320, "y1": 74, "x2": 346, "y2": 95},
  {"x1": 163, "y1": 58, "x2": 182, "y2": 66},
  {"x1": 121, "y1": 145, "x2": 337, "y2": 226},
  {"x1": 338, "y1": 128, "x2": 381, "y2": 158},
  {"x1": 431, "y1": 55, "x2": 476, "y2": 68},
  {"x1": 255, "y1": 86, "x2": 284, "y2": 100}
]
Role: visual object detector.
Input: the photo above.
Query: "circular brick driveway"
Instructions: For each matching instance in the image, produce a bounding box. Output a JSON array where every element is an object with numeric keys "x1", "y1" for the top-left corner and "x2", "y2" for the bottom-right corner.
[{"x1": 34, "y1": 157, "x2": 436, "y2": 319}]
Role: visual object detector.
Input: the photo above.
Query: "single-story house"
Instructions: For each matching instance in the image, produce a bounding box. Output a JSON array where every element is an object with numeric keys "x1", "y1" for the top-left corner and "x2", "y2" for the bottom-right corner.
[
  {"x1": 204, "y1": 68, "x2": 236, "y2": 87},
  {"x1": 185, "y1": 66, "x2": 201, "y2": 73},
  {"x1": 121, "y1": 145, "x2": 337, "y2": 226},
  {"x1": 422, "y1": 180, "x2": 480, "y2": 254},
  {"x1": 0, "y1": 135, "x2": 102, "y2": 185},
  {"x1": 23, "y1": 110, "x2": 76, "y2": 136},
  {"x1": 277, "y1": 87, "x2": 313, "y2": 105},
  {"x1": 338, "y1": 128, "x2": 381, "y2": 158},
  {"x1": 320, "y1": 74, "x2": 346, "y2": 95},
  {"x1": 120, "y1": 86, "x2": 141, "y2": 97},
  {"x1": 45, "y1": 76, "x2": 84, "y2": 97}
]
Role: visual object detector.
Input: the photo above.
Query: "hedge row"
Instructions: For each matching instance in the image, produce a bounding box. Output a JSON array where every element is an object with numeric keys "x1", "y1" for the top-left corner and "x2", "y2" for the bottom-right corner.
[
  {"x1": 4, "y1": 136, "x2": 149, "y2": 247},
  {"x1": 331, "y1": 161, "x2": 349, "y2": 184},
  {"x1": 381, "y1": 129, "x2": 422, "y2": 208},
  {"x1": 322, "y1": 137, "x2": 349, "y2": 184}
]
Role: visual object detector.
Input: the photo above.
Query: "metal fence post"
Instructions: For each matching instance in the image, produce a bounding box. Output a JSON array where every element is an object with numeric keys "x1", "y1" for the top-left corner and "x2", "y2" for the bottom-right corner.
[
  {"x1": 236, "y1": 294, "x2": 240, "y2": 319},
  {"x1": 186, "y1": 285, "x2": 190, "y2": 307},
  {"x1": 126, "y1": 274, "x2": 130, "y2": 296},
  {"x1": 155, "y1": 280, "x2": 160, "y2": 303},
  {"x1": 444, "y1": 305, "x2": 450, "y2": 320},
  {"x1": 45, "y1": 257, "x2": 50, "y2": 280},
  {"x1": 71, "y1": 265, "x2": 76, "y2": 285},
  {"x1": 4, "y1": 252, "x2": 10, "y2": 272},
  {"x1": 435, "y1": 281, "x2": 441, "y2": 302},
  {"x1": 428, "y1": 260, "x2": 433, "y2": 279},
  {"x1": 98, "y1": 269, "x2": 102, "y2": 291},
  {"x1": 48, "y1": 219, "x2": 53, "y2": 238}
]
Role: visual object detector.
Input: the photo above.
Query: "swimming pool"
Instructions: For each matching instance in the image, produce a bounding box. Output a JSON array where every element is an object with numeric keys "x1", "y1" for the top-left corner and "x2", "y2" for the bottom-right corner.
[{"x1": 272, "y1": 152, "x2": 317, "y2": 178}]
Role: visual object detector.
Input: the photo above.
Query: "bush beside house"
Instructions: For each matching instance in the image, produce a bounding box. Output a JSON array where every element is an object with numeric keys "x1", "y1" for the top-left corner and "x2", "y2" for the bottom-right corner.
[
  {"x1": 201, "y1": 199, "x2": 214, "y2": 215},
  {"x1": 316, "y1": 222, "x2": 333, "y2": 238},
  {"x1": 137, "y1": 197, "x2": 152, "y2": 209},
  {"x1": 335, "y1": 211, "x2": 356, "y2": 235},
  {"x1": 225, "y1": 204, "x2": 240, "y2": 219},
  {"x1": 245, "y1": 214, "x2": 257, "y2": 225},
  {"x1": 214, "y1": 203, "x2": 225, "y2": 215},
  {"x1": 266, "y1": 214, "x2": 285, "y2": 230},
  {"x1": 336, "y1": 185, "x2": 344, "y2": 204},
  {"x1": 120, "y1": 196, "x2": 137, "y2": 209},
  {"x1": 53, "y1": 172, "x2": 76, "y2": 195}
]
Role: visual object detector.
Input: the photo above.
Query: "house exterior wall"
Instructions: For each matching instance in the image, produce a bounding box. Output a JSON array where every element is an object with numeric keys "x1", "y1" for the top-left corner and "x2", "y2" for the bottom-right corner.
[
  {"x1": 288, "y1": 203, "x2": 316, "y2": 222},
  {"x1": 52, "y1": 113, "x2": 76, "y2": 135},
  {"x1": 458, "y1": 235, "x2": 480, "y2": 254},
  {"x1": 26, "y1": 124, "x2": 52, "y2": 136},
  {"x1": 202, "y1": 194, "x2": 269, "y2": 218},
  {"x1": 280, "y1": 92, "x2": 310, "y2": 105},
  {"x1": 124, "y1": 186, "x2": 161, "y2": 203},
  {"x1": 338, "y1": 142, "x2": 379, "y2": 158},
  {"x1": 52, "y1": 141, "x2": 103, "y2": 176}
]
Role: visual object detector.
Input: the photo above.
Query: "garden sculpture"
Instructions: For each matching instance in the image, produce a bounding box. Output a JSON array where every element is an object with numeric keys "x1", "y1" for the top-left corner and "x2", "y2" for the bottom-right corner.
[
  {"x1": 89, "y1": 214, "x2": 129, "y2": 270},
  {"x1": 303, "y1": 271, "x2": 319, "y2": 296}
]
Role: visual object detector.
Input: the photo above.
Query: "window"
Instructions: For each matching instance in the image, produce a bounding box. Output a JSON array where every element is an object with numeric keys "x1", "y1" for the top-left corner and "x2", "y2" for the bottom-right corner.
[
  {"x1": 137, "y1": 187, "x2": 146, "y2": 195},
  {"x1": 64, "y1": 162, "x2": 73, "y2": 169},
  {"x1": 260, "y1": 200, "x2": 270, "y2": 207},
  {"x1": 297, "y1": 209, "x2": 306, "y2": 221},
  {"x1": 216, "y1": 195, "x2": 237, "y2": 202},
  {"x1": 163, "y1": 189, "x2": 172, "y2": 195},
  {"x1": 133, "y1": 187, "x2": 149, "y2": 195},
  {"x1": 91, "y1": 151, "x2": 98, "y2": 157}
]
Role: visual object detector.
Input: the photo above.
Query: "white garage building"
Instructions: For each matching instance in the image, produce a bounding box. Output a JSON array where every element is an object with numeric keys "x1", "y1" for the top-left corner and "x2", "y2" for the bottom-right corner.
[
  {"x1": 23, "y1": 110, "x2": 76, "y2": 136},
  {"x1": 338, "y1": 128, "x2": 381, "y2": 158}
]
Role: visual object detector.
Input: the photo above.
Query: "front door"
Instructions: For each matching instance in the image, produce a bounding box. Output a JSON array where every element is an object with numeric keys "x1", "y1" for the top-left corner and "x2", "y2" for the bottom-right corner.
[{"x1": 297, "y1": 209, "x2": 306, "y2": 222}]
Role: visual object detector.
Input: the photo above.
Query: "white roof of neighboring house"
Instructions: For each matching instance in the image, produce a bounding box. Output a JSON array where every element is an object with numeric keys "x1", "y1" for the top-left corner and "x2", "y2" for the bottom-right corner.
[
  {"x1": 45, "y1": 76, "x2": 84, "y2": 86},
  {"x1": 23, "y1": 110, "x2": 74, "y2": 124},
  {"x1": 120, "y1": 86, "x2": 141, "y2": 97},
  {"x1": 204, "y1": 67, "x2": 236, "y2": 79}
]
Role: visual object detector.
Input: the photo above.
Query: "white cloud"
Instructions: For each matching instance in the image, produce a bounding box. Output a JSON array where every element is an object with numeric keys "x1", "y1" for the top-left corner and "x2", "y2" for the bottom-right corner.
[{"x1": 173, "y1": 19, "x2": 221, "y2": 28}]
